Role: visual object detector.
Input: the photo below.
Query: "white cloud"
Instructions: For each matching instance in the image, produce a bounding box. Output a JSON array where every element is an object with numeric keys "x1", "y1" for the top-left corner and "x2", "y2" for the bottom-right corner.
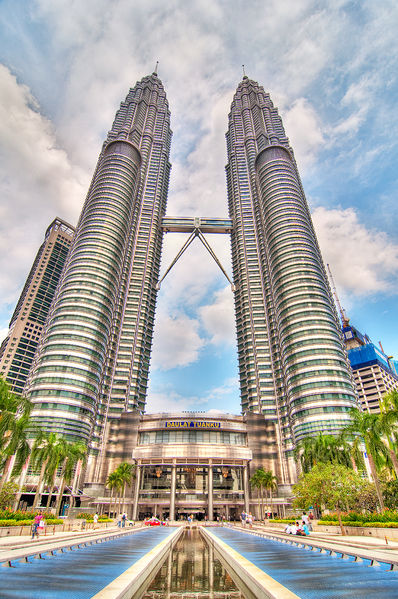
[
  {"x1": 199, "y1": 286, "x2": 236, "y2": 346},
  {"x1": 146, "y1": 388, "x2": 205, "y2": 413},
  {"x1": 146, "y1": 377, "x2": 240, "y2": 414},
  {"x1": 312, "y1": 206, "x2": 398, "y2": 296},
  {"x1": 150, "y1": 311, "x2": 205, "y2": 371},
  {"x1": 282, "y1": 97, "x2": 325, "y2": 170},
  {"x1": 0, "y1": 65, "x2": 87, "y2": 317}
]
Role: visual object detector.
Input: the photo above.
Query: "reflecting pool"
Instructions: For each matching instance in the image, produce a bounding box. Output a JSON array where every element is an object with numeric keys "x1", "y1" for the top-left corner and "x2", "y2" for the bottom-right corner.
[{"x1": 140, "y1": 528, "x2": 248, "y2": 598}]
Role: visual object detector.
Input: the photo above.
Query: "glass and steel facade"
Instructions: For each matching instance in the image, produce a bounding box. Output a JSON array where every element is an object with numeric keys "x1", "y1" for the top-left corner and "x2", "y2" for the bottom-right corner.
[
  {"x1": 226, "y1": 77, "x2": 357, "y2": 481},
  {"x1": 0, "y1": 218, "x2": 75, "y2": 395},
  {"x1": 26, "y1": 73, "x2": 172, "y2": 479},
  {"x1": 19, "y1": 72, "x2": 358, "y2": 492}
]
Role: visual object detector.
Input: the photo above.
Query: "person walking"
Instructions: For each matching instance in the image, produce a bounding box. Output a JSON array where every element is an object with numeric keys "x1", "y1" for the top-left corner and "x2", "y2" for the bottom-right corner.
[
  {"x1": 122, "y1": 513, "x2": 126, "y2": 528},
  {"x1": 93, "y1": 512, "x2": 99, "y2": 529},
  {"x1": 32, "y1": 512, "x2": 43, "y2": 540}
]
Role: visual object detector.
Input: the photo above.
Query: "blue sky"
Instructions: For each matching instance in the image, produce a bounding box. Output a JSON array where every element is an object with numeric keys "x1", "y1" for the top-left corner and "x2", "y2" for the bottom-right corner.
[{"x1": 0, "y1": 0, "x2": 397, "y2": 414}]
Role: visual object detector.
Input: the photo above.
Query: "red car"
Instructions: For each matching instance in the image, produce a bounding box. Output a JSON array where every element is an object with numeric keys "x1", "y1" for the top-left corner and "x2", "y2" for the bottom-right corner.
[{"x1": 144, "y1": 517, "x2": 164, "y2": 526}]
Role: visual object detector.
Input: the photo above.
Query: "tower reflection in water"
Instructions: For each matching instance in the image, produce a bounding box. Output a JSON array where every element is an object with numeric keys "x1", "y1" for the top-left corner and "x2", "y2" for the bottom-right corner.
[{"x1": 141, "y1": 529, "x2": 247, "y2": 598}]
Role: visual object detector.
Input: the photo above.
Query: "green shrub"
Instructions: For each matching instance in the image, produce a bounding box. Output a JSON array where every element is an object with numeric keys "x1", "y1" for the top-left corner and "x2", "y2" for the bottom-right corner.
[
  {"x1": 0, "y1": 517, "x2": 63, "y2": 527},
  {"x1": 76, "y1": 512, "x2": 93, "y2": 520},
  {"x1": 323, "y1": 511, "x2": 398, "y2": 524},
  {"x1": 269, "y1": 519, "x2": 295, "y2": 524},
  {"x1": 0, "y1": 519, "x2": 31, "y2": 527}
]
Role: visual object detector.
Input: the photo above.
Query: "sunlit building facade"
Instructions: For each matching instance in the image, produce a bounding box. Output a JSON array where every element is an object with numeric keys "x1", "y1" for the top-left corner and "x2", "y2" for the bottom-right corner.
[
  {"x1": 0, "y1": 218, "x2": 74, "y2": 395},
  {"x1": 343, "y1": 323, "x2": 398, "y2": 413},
  {"x1": 226, "y1": 77, "x2": 358, "y2": 482},
  {"x1": 21, "y1": 73, "x2": 359, "y2": 508},
  {"x1": 26, "y1": 72, "x2": 172, "y2": 480}
]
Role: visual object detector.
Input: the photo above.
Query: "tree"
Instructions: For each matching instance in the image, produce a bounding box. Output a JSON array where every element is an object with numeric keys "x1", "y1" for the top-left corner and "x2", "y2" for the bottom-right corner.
[
  {"x1": 344, "y1": 408, "x2": 388, "y2": 510},
  {"x1": 383, "y1": 480, "x2": 398, "y2": 510},
  {"x1": 116, "y1": 462, "x2": 135, "y2": 514},
  {"x1": 45, "y1": 438, "x2": 68, "y2": 509},
  {"x1": 54, "y1": 442, "x2": 87, "y2": 516},
  {"x1": 294, "y1": 432, "x2": 352, "y2": 474},
  {"x1": 0, "y1": 377, "x2": 32, "y2": 490},
  {"x1": 263, "y1": 470, "x2": 278, "y2": 514},
  {"x1": 0, "y1": 412, "x2": 31, "y2": 490},
  {"x1": 250, "y1": 468, "x2": 267, "y2": 519},
  {"x1": 107, "y1": 470, "x2": 123, "y2": 517},
  {"x1": 31, "y1": 432, "x2": 59, "y2": 509},
  {"x1": 0, "y1": 481, "x2": 19, "y2": 509},
  {"x1": 293, "y1": 462, "x2": 365, "y2": 535},
  {"x1": 378, "y1": 390, "x2": 398, "y2": 478}
]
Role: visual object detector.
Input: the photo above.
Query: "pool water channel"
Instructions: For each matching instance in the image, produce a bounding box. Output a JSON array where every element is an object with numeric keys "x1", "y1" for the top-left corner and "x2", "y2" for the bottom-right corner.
[{"x1": 139, "y1": 528, "x2": 250, "y2": 598}]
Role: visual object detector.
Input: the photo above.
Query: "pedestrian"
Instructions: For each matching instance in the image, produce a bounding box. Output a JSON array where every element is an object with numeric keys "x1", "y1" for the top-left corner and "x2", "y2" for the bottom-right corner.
[
  {"x1": 32, "y1": 512, "x2": 43, "y2": 540},
  {"x1": 302, "y1": 512, "x2": 309, "y2": 525},
  {"x1": 117, "y1": 513, "x2": 122, "y2": 527},
  {"x1": 247, "y1": 512, "x2": 253, "y2": 528},
  {"x1": 241, "y1": 511, "x2": 246, "y2": 527},
  {"x1": 93, "y1": 512, "x2": 98, "y2": 528},
  {"x1": 122, "y1": 513, "x2": 126, "y2": 528}
]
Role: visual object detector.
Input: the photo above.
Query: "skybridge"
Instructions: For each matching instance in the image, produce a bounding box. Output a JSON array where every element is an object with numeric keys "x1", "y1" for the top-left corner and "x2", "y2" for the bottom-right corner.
[
  {"x1": 158, "y1": 216, "x2": 234, "y2": 290},
  {"x1": 161, "y1": 216, "x2": 233, "y2": 234}
]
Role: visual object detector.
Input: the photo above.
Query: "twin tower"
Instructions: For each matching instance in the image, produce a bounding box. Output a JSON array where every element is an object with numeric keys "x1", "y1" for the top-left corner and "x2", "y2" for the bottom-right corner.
[{"x1": 27, "y1": 72, "x2": 357, "y2": 483}]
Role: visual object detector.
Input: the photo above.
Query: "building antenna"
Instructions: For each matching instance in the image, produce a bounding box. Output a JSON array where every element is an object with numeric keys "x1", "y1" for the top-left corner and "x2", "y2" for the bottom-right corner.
[
  {"x1": 242, "y1": 64, "x2": 246, "y2": 77},
  {"x1": 327, "y1": 264, "x2": 349, "y2": 327},
  {"x1": 153, "y1": 61, "x2": 159, "y2": 75}
]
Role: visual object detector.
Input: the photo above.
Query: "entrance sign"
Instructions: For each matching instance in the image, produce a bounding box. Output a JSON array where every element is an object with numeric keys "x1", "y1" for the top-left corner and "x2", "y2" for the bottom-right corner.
[{"x1": 165, "y1": 421, "x2": 221, "y2": 429}]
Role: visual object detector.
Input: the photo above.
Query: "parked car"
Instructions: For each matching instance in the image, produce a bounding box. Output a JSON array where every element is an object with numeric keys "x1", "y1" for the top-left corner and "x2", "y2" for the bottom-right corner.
[{"x1": 144, "y1": 517, "x2": 164, "y2": 526}]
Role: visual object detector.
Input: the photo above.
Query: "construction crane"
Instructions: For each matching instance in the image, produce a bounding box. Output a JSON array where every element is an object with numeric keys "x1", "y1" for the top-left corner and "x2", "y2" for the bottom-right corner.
[{"x1": 327, "y1": 264, "x2": 350, "y2": 327}]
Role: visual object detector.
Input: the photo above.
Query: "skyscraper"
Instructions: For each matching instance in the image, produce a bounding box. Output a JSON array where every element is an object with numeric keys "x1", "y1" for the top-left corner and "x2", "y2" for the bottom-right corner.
[
  {"x1": 226, "y1": 77, "x2": 357, "y2": 481},
  {"x1": 0, "y1": 218, "x2": 74, "y2": 395},
  {"x1": 27, "y1": 72, "x2": 172, "y2": 479},
  {"x1": 24, "y1": 72, "x2": 357, "y2": 492}
]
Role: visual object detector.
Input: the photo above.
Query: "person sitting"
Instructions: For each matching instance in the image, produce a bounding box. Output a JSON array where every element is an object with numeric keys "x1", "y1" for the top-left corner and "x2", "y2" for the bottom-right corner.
[
  {"x1": 295, "y1": 521, "x2": 305, "y2": 535},
  {"x1": 302, "y1": 521, "x2": 310, "y2": 535},
  {"x1": 284, "y1": 523, "x2": 292, "y2": 534}
]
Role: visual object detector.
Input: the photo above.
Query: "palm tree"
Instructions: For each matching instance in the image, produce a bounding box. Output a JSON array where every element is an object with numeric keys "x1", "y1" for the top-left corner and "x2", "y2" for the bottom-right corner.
[
  {"x1": 0, "y1": 412, "x2": 31, "y2": 490},
  {"x1": 31, "y1": 432, "x2": 59, "y2": 509},
  {"x1": 344, "y1": 408, "x2": 388, "y2": 510},
  {"x1": 45, "y1": 438, "x2": 68, "y2": 509},
  {"x1": 379, "y1": 390, "x2": 398, "y2": 478},
  {"x1": 250, "y1": 468, "x2": 268, "y2": 519},
  {"x1": 263, "y1": 470, "x2": 278, "y2": 516},
  {"x1": 107, "y1": 470, "x2": 123, "y2": 518},
  {"x1": 0, "y1": 377, "x2": 32, "y2": 490},
  {"x1": 54, "y1": 442, "x2": 87, "y2": 516},
  {"x1": 117, "y1": 462, "x2": 135, "y2": 515},
  {"x1": 295, "y1": 432, "x2": 353, "y2": 474}
]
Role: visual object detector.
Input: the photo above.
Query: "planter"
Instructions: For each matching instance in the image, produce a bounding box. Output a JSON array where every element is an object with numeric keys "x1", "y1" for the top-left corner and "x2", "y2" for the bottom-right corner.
[{"x1": 0, "y1": 519, "x2": 115, "y2": 537}]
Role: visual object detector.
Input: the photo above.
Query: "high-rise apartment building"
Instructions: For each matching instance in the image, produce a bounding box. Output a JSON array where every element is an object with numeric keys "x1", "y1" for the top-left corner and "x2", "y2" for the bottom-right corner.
[
  {"x1": 24, "y1": 73, "x2": 357, "y2": 492},
  {"x1": 0, "y1": 218, "x2": 74, "y2": 394},
  {"x1": 226, "y1": 77, "x2": 357, "y2": 481},
  {"x1": 343, "y1": 322, "x2": 398, "y2": 413}
]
